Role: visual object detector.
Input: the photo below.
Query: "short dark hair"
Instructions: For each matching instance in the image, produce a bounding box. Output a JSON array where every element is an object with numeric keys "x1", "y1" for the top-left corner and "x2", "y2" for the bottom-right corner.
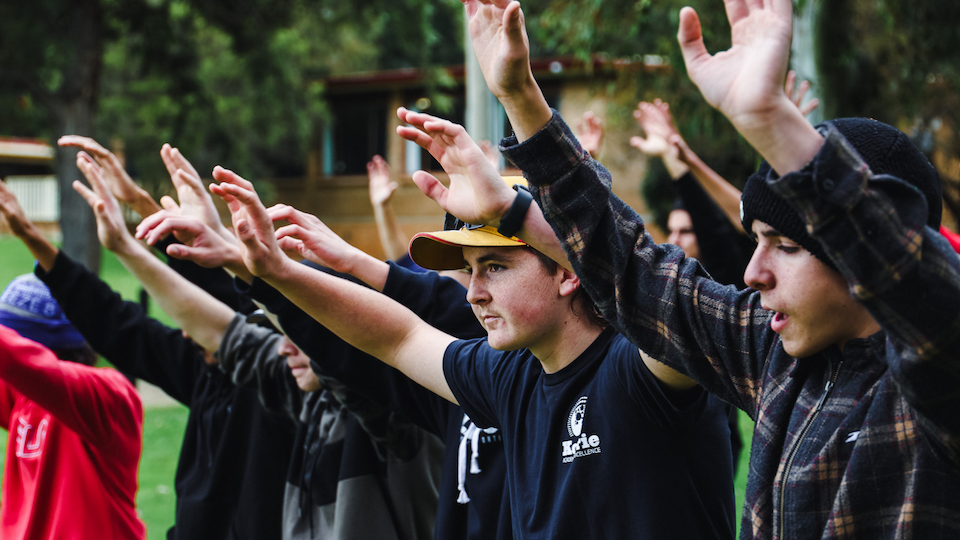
[{"x1": 528, "y1": 248, "x2": 608, "y2": 329}]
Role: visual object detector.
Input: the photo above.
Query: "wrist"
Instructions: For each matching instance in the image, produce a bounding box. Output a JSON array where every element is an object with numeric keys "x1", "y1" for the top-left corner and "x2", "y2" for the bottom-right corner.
[
  {"x1": 731, "y1": 99, "x2": 824, "y2": 175},
  {"x1": 499, "y1": 81, "x2": 552, "y2": 142},
  {"x1": 130, "y1": 192, "x2": 161, "y2": 218}
]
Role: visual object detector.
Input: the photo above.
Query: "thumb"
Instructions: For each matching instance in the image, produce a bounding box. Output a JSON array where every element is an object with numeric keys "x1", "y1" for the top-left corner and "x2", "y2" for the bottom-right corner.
[
  {"x1": 160, "y1": 195, "x2": 181, "y2": 213},
  {"x1": 504, "y1": 2, "x2": 526, "y2": 48},
  {"x1": 677, "y1": 7, "x2": 709, "y2": 76}
]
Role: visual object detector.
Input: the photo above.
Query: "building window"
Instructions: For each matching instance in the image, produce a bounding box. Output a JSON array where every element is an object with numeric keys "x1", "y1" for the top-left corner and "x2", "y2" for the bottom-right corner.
[{"x1": 324, "y1": 94, "x2": 388, "y2": 176}]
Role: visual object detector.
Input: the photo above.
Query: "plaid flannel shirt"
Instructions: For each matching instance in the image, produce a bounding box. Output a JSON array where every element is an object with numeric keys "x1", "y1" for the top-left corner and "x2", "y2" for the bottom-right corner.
[{"x1": 501, "y1": 111, "x2": 960, "y2": 539}]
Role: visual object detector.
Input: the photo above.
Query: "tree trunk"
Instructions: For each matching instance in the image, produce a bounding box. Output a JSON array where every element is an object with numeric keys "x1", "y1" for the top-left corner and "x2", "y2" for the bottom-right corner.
[{"x1": 55, "y1": 0, "x2": 103, "y2": 273}]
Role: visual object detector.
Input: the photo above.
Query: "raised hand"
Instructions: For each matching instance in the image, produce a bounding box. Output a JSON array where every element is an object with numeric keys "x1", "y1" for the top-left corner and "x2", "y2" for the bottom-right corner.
[
  {"x1": 784, "y1": 70, "x2": 820, "y2": 117},
  {"x1": 57, "y1": 136, "x2": 161, "y2": 218},
  {"x1": 208, "y1": 167, "x2": 292, "y2": 280},
  {"x1": 396, "y1": 107, "x2": 515, "y2": 227},
  {"x1": 159, "y1": 144, "x2": 234, "y2": 242},
  {"x1": 0, "y1": 180, "x2": 34, "y2": 238},
  {"x1": 135, "y1": 210, "x2": 247, "y2": 273},
  {"x1": 269, "y1": 204, "x2": 361, "y2": 274},
  {"x1": 677, "y1": 0, "x2": 822, "y2": 173},
  {"x1": 462, "y1": 0, "x2": 532, "y2": 98},
  {"x1": 576, "y1": 111, "x2": 605, "y2": 160},
  {"x1": 678, "y1": 0, "x2": 793, "y2": 126},
  {"x1": 367, "y1": 156, "x2": 397, "y2": 208},
  {"x1": 461, "y1": 0, "x2": 551, "y2": 141},
  {"x1": 72, "y1": 152, "x2": 135, "y2": 253},
  {"x1": 629, "y1": 101, "x2": 678, "y2": 158}
]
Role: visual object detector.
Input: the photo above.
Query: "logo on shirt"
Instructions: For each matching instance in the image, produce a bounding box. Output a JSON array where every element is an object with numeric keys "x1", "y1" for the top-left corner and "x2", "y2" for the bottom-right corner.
[
  {"x1": 561, "y1": 397, "x2": 601, "y2": 463},
  {"x1": 16, "y1": 417, "x2": 48, "y2": 459}
]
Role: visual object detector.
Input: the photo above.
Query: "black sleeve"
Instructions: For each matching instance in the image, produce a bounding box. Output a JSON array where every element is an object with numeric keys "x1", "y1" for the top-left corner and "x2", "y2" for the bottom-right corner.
[
  {"x1": 673, "y1": 172, "x2": 755, "y2": 289},
  {"x1": 217, "y1": 315, "x2": 303, "y2": 422},
  {"x1": 240, "y1": 263, "x2": 485, "y2": 437},
  {"x1": 154, "y1": 235, "x2": 258, "y2": 314},
  {"x1": 36, "y1": 251, "x2": 202, "y2": 406}
]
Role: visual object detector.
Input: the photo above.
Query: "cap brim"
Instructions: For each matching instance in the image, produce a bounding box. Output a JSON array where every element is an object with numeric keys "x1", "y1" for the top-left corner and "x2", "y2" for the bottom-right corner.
[{"x1": 409, "y1": 226, "x2": 526, "y2": 270}]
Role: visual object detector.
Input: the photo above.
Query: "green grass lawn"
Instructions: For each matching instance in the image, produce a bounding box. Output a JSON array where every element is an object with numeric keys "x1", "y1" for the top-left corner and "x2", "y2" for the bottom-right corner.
[{"x1": 0, "y1": 235, "x2": 755, "y2": 537}]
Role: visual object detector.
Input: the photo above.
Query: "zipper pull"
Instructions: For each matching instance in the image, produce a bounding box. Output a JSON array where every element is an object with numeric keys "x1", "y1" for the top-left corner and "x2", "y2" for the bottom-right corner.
[{"x1": 815, "y1": 379, "x2": 835, "y2": 412}]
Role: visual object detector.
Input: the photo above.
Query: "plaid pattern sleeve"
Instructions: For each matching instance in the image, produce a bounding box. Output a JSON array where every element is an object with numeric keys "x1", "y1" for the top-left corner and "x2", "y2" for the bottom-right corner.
[
  {"x1": 768, "y1": 124, "x2": 960, "y2": 448},
  {"x1": 500, "y1": 111, "x2": 775, "y2": 417}
]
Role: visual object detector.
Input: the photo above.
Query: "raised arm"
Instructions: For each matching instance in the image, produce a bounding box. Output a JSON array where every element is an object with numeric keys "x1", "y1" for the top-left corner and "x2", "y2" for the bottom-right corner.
[
  {"x1": 57, "y1": 136, "x2": 162, "y2": 218},
  {"x1": 678, "y1": 0, "x2": 823, "y2": 173},
  {"x1": 270, "y1": 203, "x2": 391, "y2": 292},
  {"x1": 367, "y1": 156, "x2": 409, "y2": 261},
  {"x1": 576, "y1": 110, "x2": 605, "y2": 160},
  {"x1": 210, "y1": 167, "x2": 458, "y2": 403},
  {"x1": 72, "y1": 153, "x2": 235, "y2": 354},
  {"x1": 396, "y1": 107, "x2": 569, "y2": 270},
  {"x1": 0, "y1": 179, "x2": 58, "y2": 271},
  {"x1": 462, "y1": 0, "x2": 552, "y2": 141}
]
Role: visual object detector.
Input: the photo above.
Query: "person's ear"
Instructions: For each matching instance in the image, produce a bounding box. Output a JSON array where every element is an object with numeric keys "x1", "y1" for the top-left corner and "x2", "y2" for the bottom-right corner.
[{"x1": 557, "y1": 267, "x2": 581, "y2": 298}]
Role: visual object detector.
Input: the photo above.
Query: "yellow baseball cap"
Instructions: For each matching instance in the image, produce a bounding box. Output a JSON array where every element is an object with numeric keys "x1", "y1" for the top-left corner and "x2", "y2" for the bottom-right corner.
[{"x1": 409, "y1": 176, "x2": 528, "y2": 271}]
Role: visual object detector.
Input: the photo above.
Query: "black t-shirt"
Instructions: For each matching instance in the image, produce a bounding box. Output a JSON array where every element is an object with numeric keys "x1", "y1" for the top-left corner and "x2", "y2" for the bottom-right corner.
[{"x1": 444, "y1": 329, "x2": 735, "y2": 539}]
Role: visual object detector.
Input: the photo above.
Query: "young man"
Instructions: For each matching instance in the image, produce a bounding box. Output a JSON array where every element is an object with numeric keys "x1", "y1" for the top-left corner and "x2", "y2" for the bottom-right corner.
[
  {"x1": 210, "y1": 169, "x2": 735, "y2": 538},
  {"x1": 410, "y1": 0, "x2": 960, "y2": 537},
  {"x1": 0, "y1": 275, "x2": 145, "y2": 539}
]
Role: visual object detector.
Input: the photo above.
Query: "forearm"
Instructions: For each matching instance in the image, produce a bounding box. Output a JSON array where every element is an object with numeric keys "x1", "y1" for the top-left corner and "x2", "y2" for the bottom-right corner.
[
  {"x1": 112, "y1": 238, "x2": 234, "y2": 352},
  {"x1": 732, "y1": 100, "x2": 824, "y2": 177},
  {"x1": 679, "y1": 150, "x2": 744, "y2": 231},
  {"x1": 373, "y1": 203, "x2": 409, "y2": 261},
  {"x1": 12, "y1": 220, "x2": 59, "y2": 272},
  {"x1": 259, "y1": 259, "x2": 456, "y2": 402},
  {"x1": 498, "y1": 80, "x2": 553, "y2": 144},
  {"x1": 661, "y1": 153, "x2": 690, "y2": 180}
]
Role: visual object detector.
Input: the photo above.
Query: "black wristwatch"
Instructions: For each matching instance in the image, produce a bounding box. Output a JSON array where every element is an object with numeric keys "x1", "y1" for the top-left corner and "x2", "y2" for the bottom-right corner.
[{"x1": 496, "y1": 184, "x2": 534, "y2": 238}]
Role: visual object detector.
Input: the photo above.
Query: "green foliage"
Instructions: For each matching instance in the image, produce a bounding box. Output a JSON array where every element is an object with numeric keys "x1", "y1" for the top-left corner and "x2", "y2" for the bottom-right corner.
[
  {"x1": 815, "y1": 0, "x2": 960, "y2": 221},
  {"x1": 2, "y1": 0, "x2": 463, "y2": 202}
]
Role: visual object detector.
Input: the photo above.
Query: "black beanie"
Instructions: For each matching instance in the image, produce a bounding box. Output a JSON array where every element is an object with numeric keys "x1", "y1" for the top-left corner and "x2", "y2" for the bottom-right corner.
[{"x1": 740, "y1": 117, "x2": 942, "y2": 269}]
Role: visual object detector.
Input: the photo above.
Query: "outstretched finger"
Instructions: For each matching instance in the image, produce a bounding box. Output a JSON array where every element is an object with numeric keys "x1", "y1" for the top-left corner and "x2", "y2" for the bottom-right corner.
[
  {"x1": 141, "y1": 215, "x2": 198, "y2": 244},
  {"x1": 72, "y1": 180, "x2": 100, "y2": 210},
  {"x1": 59, "y1": 136, "x2": 112, "y2": 164},
  {"x1": 274, "y1": 223, "x2": 313, "y2": 242},
  {"x1": 276, "y1": 236, "x2": 304, "y2": 252},
  {"x1": 396, "y1": 125, "x2": 436, "y2": 152},
  {"x1": 76, "y1": 157, "x2": 110, "y2": 200},
  {"x1": 212, "y1": 166, "x2": 255, "y2": 192},
  {"x1": 799, "y1": 98, "x2": 820, "y2": 117},
  {"x1": 411, "y1": 171, "x2": 449, "y2": 208},
  {"x1": 212, "y1": 181, "x2": 260, "y2": 206},
  {"x1": 170, "y1": 147, "x2": 201, "y2": 180}
]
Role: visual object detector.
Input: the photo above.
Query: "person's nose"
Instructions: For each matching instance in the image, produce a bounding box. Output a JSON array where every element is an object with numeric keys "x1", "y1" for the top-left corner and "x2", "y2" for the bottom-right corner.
[
  {"x1": 667, "y1": 230, "x2": 681, "y2": 246},
  {"x1": 743, "y1": 247, "x2": 773, "y2": 291},
  {"x1": 465, "y1": 275, "x2": 489, "y2": 306}
]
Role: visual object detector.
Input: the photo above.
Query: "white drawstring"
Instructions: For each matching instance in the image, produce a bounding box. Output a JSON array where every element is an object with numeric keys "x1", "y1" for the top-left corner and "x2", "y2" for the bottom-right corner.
[{"x1": 457, "y1": 416, "x2": 483, "y2": 504}]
